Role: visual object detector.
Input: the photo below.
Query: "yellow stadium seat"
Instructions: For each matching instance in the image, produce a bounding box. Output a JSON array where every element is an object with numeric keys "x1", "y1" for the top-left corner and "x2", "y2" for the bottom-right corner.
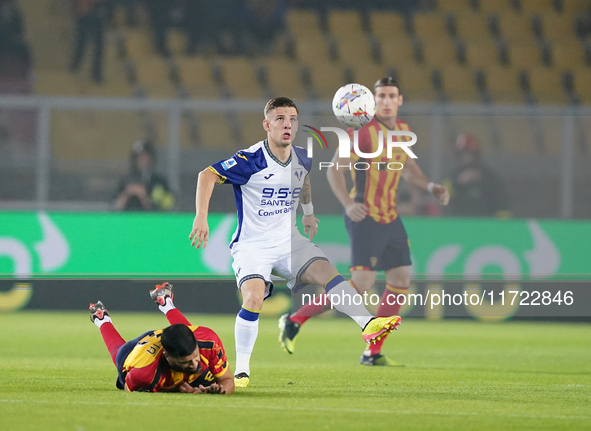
[
  {"x1": 478, "y1": 0, "x2": 513, "y2": 13},
  {"x1": 380, "y1": 36, "x2": 417, "y2": 66},
  {"x1": 528, "y1": 67, "x2": 568, "y2": 105},
  {"x1": 403, "y1": 116, "x2": 430, "y2": 156},
  {"x1": 413, "y1": 13, "x2": 449, "y2": 40},
  {"x1": 454, "y1": 13, "x2": 492, "y2": 41},
  {"x1": 337, "y1": 39, "x2": 374, "y2": 65},
  {"x1": 520, "y1": 0, "x2": 556, "y2": 14},
  {"x1": 439, "y1": 65, "x2": 480, "y2": 103},
  {"x1": 464, "y1": 39, "x2": 501, "y2": 67},
  {"x1": 350, "y1": 64, "x2": 388, "y2": 88},
  {"x1": 238, "y1": 113, "x2": 266, "y2": 146},
  {"x1": 496, "y1": 117, "x2": 536, "y2": 154},
  {"x1": 217, "y1": 58, "x2": 263, "y2": 99},
  {"x1": 286, "y1": 9, "x2": 323, "y2": 38},
  {"x1": 150, "y1": 111, "x2": 194, "y2": 151},
  {"x1": 551, "y1": 42, "x2": 586, "y2": 70},
  {"x1": 422, "y1": 39, "x2": 459, "y2": 66},
  {"x1": 197, "y1": 113, "x2": 236, "y2": 149},
  {"x1": 486, "y1": 65, "x2": 525, "y2": 104},
  {"x1": 541, "y1": 15, "x2": 576, "y2": 42},
  {"x1": 497, "y1": 13, "x2": 537, "y2": 44},
  {"x1": 561, "y1": 0, "x2": 589, "y2": 15},
  {"x1": 328, "y1": 10, "x2": 364, "y2": 40},
  {"x1": 34, "y1": 70, "x2": 84, "y2": 96},
  {"x1": 125, "y1": 29, "x2": 154, "y2": 61},
  {"x1": 261, "y1": 58, "x2": 307, "y2": 100},
  {"x1": 176, "y1": 56, "x2": 219, "y2": 99},
  {"x1": 134, "y1": 56, "x2": 176, "y2": 99},
  {"x1": 371, "y1": 11, "x2": 407, "y2": 40},
  {"x1": 534, "y1": 115, "x2": 564, "y2": 154},
  {"x1": 308, "y1": 62, "x2": 347, "y2": 99},
  {"x1": 570, "y1": 67, "x2": 591, "y2": 104},
  {"x1": 51, "y1": 111, "x2": 144, "y2": 161},
  {"x1": 437, "y1": 0, "x2": 471, "y2": 12},
  {"x1": 167, "y1": 30, "x2": 186, "y2": 55},
  {"x1": 507, "y1": 43, "x2": 544, "y2": 68},
  {"x1": 396, "y1": 64, "x2": 438, "y2": 102},
  {"x1": 294, "y1": 36, "x2": 331, "y2": 65}
]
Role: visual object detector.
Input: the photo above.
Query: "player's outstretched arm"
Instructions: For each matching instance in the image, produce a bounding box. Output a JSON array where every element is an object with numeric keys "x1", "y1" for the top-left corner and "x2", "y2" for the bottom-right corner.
[
  {"x1": 326, "y1": 149, "x2": 368, "y2": 221},
  {"x1": 402, "y1": 158, "x2": 450, "y2": 206},
  {"x1": 189, "y1": 168, "x2": 222, "y2": 248},
  {"x1": 300, "y1": 175, "x2": 319, "y2": 241}
]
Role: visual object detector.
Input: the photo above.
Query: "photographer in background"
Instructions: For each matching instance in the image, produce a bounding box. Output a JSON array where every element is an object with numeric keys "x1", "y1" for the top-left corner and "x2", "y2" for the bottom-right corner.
[{"x1": 114, "y1": 140, "x2": 175, "y2": 211}]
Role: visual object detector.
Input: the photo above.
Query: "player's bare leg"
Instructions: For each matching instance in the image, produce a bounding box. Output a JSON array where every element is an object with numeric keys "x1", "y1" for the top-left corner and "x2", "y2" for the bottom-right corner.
[
  {"x1": 150, "y1": 282, "x2": 192, "y2": 326},
  {"x1": 301, "y1": 260, "x2": 401, "y2": 343},
  {"x1": 234, "y1": 278, "x2": 266, "y2": 388}
]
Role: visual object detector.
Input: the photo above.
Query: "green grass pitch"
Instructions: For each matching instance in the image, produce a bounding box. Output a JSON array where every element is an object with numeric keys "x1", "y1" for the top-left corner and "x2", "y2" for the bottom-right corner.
[{"x1": 1, "y1": 311, "x2": 590, "y2": 431}]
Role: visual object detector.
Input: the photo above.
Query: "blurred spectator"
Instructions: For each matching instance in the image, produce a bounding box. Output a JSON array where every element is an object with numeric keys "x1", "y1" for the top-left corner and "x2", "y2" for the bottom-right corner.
[
  {"x1": 444, "y1": 134, "x2": 511, "y2": 218},
  {"x1": 114, "y1": 140, "x2": 175, "y2": 211},
  {"x1": 244, "y1": 0, "x2": 287, "y2": 53},
  {"x1": 145, "y1": 0, "x2": 187, "y2": 56},
  {"x1": 70, "y1": 0, "x2": 107, "y2": 83}
]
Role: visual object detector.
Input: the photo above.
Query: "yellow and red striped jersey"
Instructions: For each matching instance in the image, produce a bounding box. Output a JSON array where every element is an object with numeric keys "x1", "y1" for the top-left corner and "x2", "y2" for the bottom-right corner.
[
  {"x1": 347, "y1": 117, "x2": 412, "y2": 224},
  {"x1": 122, "y1": 326, "x2": 228, "y2": 392}
]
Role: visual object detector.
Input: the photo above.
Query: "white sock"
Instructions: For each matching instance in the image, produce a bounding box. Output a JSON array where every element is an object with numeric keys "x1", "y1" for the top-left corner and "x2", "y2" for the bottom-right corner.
[
  {"x1": 234, "y1": 315, "x2": 259, "y2": 376},
  {"x1": 93, "y1": 315, "x2": 112, "y2": 328},
  {"x1": 158, "y1": 297, "x2": 175, "y2": 314},
  {"x1": 327, "y1": 279, "x2": 373, "y2": 329}
]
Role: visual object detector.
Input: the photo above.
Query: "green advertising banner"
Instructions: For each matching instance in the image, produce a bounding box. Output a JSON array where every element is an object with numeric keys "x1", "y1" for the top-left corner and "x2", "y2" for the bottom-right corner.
[{"x1": 0, "y1": 211, "x2": 590, "y2": 279}]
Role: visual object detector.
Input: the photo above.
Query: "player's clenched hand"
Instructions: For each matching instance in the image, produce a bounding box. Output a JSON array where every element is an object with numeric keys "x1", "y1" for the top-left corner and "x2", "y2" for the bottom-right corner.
[
  {"x1": 432, "y1": 184, "x2": 450, "y2": 206},
  {"x1": 193, "y1": 384, "x2": 226, "y2": 395},
  {"x1": 178, "y1": 382, "x2": 199, "y2": 393},
  {"x1": 189, "y1": 214, "x2": 209, "y2": 248},
  {"x1": 303, "y1": 215, "x2": 319, "y2": 241},
  {"x1": 345, "y1": 201, "x2": 368, "y2": 222}
]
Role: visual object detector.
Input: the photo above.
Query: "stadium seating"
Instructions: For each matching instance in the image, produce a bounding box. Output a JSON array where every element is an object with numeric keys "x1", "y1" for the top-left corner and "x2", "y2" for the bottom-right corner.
[
  {"x1": 464, "y1": 39, "x2": 501, "y2": 67},
  {"x1": 307, "y1": 62, "x2": 348, "y2": 99},
  {"x1": 540, "y1": 15, "x2": 577, "y2": 42},
  {"x1": 380, "y1": 37, "x2": 417, "y2": 66},
  {"x1": 496, "y1": 13, "x2": 538, "y2": 45},
  {"x1": 51, "y1": 111, "x2": 144, "y2": 161},
  {"x1": 350, "y1": 64, "x2": 388, "y2": 89},
  {"x1": 396, "y1": 64, "x2": 438, "y2": 102},
  {"x1": 449, "y1": 116, "x2": 495, "y2": 153},
  {"x1": 439, "y1": 65, "x2": 481, "y2": 103},
  {"x1": 413, "y1": 13, "x2": 450, "y2": 40},
  {"x1": 370, "y1": 11, "x2": 408, "y2": 40},
  {"x1": 519, "y1": 0, "x2": 557, "y2": 14},
  {"x1": 561, "y1": 0, "x2": 590, "y2": 15},
  {"x1": 485, "y1": 66, "x2": 525, "y2": 104},
  {"x1": 453, "y1": 13, "x2": 493, "y2": 41},
  {"x1": 196, "y1": 113, "x2": 237, "y2": 149},
  {"x1": 167, "y1": 30, "x2": 187, "y2": 56},
  {"x1": 217, "y1": 58, "x2": 264, "y2": 99},
  {"x1": 134, "y1": 56, "x2": 176, "y2": 99},
  {"x1": 528, "y1": 67, "x2": 569, "y2": 105},
  {"x1": 437, "y1": 0, "x2": 472, "y2": 12},
  {"x1": 260, "y1": 58, "x2": 308, "y2": 100},
  {"x1": 507, "y1": 43, "x2": 545, "y2": 69},
  {"x1": 238, "y1": 112, "x2": 266, "y2": 145},
  {"x1": 496, "y1": 116, "x2": 537, "y2": 154},
  {"x1": 176, "y1": 57, "x2": 219, "y2": 99},
  {"x1": 570, "y1": 67, "x2": 591, "y2": 103},
  {"x1": 125, "y1": 29, "x2": 155, "y2": 62},
  {"x1": 421, "y1": 39, "x2": 460, "y2": 66},
  {"x1": 551, "y1": 42, "x2": 587, "y2": 70},
  {"x1": 477, "y1": 0, "x2": 514, "y2": 13},
  {"x1": 286, "y1": 9, "x2": 323, "y2": 37}
]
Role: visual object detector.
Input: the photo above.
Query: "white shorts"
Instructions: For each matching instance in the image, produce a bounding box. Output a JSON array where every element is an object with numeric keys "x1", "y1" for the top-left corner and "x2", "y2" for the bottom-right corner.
[{"x1": 231, "y1": 234, "x2": 328, "y2": 299}]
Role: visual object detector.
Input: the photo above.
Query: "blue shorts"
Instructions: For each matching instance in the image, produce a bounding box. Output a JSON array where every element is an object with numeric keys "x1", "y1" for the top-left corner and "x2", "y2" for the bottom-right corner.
[
  {"x1": 114, "y1": 331, "x2": 153, "y2": 390},
  {"x1": 345, "y1": 214, "x2": 411, "y2": 272}
]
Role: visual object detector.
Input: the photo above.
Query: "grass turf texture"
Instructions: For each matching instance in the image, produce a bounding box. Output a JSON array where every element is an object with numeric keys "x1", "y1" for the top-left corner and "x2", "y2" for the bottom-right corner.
[{"x1": 1, "y1": 312, "x2": 590, "y2": 431}]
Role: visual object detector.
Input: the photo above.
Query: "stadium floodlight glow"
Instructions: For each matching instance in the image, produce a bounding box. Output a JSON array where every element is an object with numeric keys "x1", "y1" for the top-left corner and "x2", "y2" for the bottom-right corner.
[{"x1": 305, "y1": 127, "x2": 418, "y2": 160}]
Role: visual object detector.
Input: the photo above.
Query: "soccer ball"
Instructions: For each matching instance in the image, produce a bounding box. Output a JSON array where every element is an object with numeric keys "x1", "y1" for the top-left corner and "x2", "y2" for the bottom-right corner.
[{"x1": 332, "y1": 83, "x2": 376, "y2": 128}]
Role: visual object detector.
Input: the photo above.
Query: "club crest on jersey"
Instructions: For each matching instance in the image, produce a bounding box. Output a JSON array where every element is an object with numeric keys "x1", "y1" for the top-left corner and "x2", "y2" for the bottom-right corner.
[
  {"x1": 294, "y1": 169, "x2": 304, "y2": 180},
  {"x1": 221, "y1": 158, "x2": 237, "y2": 170}
]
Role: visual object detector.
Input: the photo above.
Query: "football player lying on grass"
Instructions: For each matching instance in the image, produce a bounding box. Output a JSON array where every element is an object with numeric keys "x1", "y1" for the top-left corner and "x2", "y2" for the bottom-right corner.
[{"x1": 89, "y1": 283, "x2": 234, "y2": 394}]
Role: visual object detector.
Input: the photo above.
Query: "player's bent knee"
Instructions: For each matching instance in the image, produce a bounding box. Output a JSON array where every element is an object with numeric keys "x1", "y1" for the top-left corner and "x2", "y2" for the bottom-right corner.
[
  {"x1": 240, "y1": 278, "x2": 267, "y2": 310},
  {"x1": 301, "y1": 260, "x2": 339, "y2": 286}
]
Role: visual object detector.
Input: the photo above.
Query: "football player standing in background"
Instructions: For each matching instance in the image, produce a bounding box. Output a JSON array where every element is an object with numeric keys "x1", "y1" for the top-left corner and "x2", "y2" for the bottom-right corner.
[{"x1": 280, "y1": 78, "x2": 450, "y2": 366}]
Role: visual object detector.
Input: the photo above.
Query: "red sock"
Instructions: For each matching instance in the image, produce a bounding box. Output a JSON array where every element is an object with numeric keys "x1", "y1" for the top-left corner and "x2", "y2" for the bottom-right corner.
[
  {"x1": 290, "y1": 292, "x2": 331, "y2": 326},
  {"x1": 368, "y1": 285, "x2": 409, "y2": 356},
  {"x1": 99, "y1": 322, "x2": 126, "y2": 365},
  {"x1": 165, "y1": 308, "x2": 192, "y2": 326}
]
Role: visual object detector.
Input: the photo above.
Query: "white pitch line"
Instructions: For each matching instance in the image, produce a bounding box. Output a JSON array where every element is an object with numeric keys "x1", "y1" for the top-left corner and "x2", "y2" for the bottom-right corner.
[{"x1": 0, "y1": 399, "x2": 590, "y2": 421}]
